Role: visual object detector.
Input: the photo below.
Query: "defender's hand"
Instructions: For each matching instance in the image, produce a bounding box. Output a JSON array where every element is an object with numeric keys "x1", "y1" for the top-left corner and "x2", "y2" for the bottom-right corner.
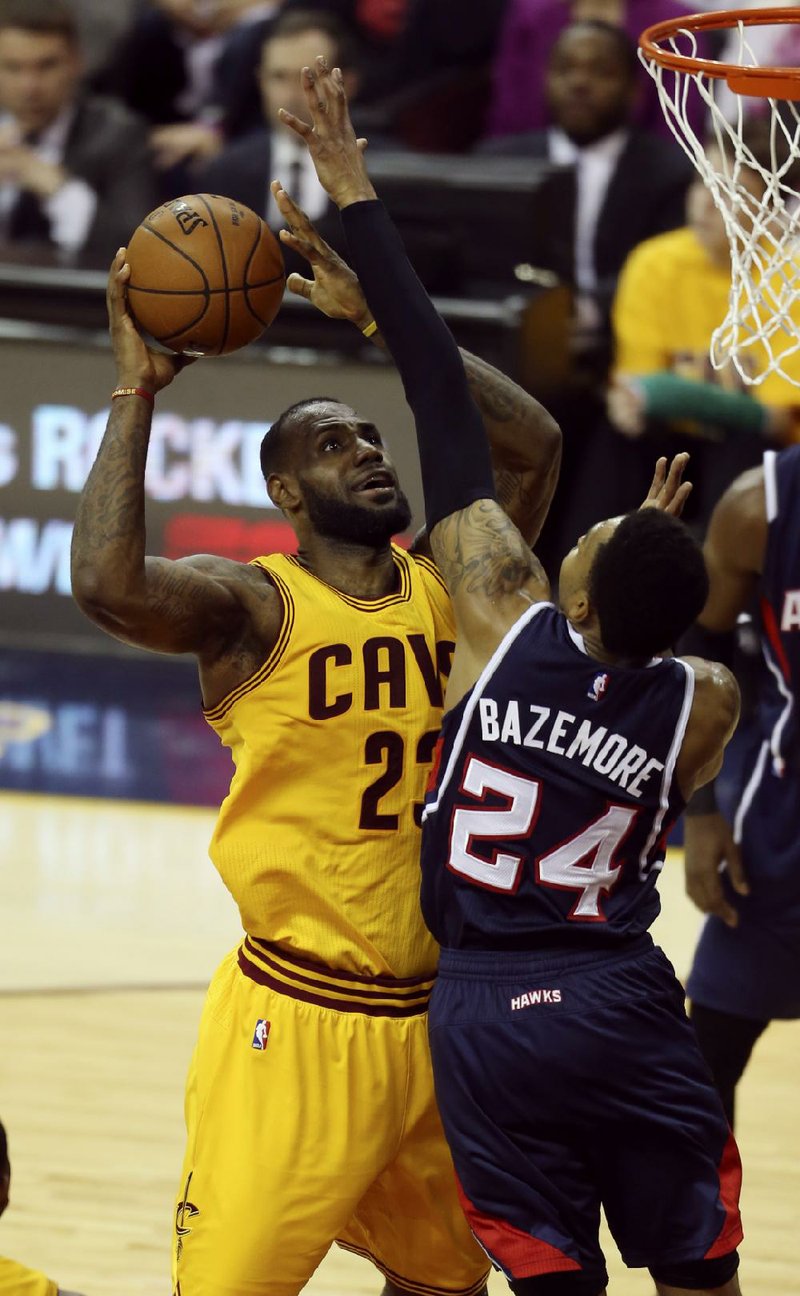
[
  {"x1": 684, "y1": 812, "x2": 749, "y2": 928},
  {"x1": 640, "y1": 453, "x2": 692, "y2": 517},
  {"x1": 107, "y1": 249, "x2": 194, "y2": 394},
  {"x1": 272, "y1": 180, "x2": 373, "y2": 328},
  {"x1": 278, "y1": 57, "x2": 375, "y2": 209}
]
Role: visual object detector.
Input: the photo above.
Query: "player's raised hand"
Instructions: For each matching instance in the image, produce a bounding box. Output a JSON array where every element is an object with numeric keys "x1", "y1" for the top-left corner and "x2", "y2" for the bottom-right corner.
[
  {"x1": 640, "y1": 453, "x2": 693, "y2": 517},
  {"x1": 684, "y1": 811, "x2": 749, "y2": 928},
  {"x1": 278, "y1": 56, "x2": 375, "y2": 209},
  {"x1": 272, "y1": 181, "x2": 374, "y2": 330},
  {"x1": 106, "y1": 250, "x2": 193, "y2": 394}
]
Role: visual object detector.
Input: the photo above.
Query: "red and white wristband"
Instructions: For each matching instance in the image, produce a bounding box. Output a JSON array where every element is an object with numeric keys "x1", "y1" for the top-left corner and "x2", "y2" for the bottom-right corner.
[{"x1": 111, "y1": 386, "x2": 155, "y2": 406}]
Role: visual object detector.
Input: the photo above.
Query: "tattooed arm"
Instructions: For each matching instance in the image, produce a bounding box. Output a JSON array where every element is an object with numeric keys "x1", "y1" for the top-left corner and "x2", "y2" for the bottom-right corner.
[
  {"x1": 462, "y1": 348, "x2": 560, "y2": 546},
  {"x1": 273, "y1": 181, "x2": 560, "y2": 550},
  {"x1": 71, "y1": 252, "x2": 280, "y2": 661}
]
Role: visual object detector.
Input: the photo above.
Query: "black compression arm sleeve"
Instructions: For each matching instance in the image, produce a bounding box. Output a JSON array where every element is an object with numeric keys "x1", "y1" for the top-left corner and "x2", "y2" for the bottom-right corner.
[{"x1": 340, "y1": 199, "x2": 495, "y2": 532}]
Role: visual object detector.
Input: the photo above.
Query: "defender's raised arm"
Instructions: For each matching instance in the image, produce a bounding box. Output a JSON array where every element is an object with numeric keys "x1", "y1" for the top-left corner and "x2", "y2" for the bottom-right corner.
[
  {"x1": 279, "y1": 59, "x2": 554, "y2": 674},
  {"x1": 272, "y1": 179, "x2": 561, "y2": 549}
]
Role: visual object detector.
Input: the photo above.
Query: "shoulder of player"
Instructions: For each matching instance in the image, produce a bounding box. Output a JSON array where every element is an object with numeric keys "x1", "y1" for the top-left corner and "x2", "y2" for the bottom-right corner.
[
  {"x1": 682, "y1": 656, "x2": 740, "y2": 737},
  {"x1": 178, "y1": 553, "x2": 277, "y2": 593},
  {"x1": 177, "y1": 553, "x2": 284, "y2": 631},
  {"x1": 714, "y1": 463, "x2": 766, "y2": 524},
  {"x1": 705, "y1": 464, "x2": 767, "y2": 567}
]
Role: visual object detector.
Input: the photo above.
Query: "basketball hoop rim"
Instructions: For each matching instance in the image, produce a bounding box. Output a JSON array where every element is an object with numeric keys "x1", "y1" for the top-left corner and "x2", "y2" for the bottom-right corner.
[{"x1": 639, "y1": 6, "x2": 800, "y2": 99}]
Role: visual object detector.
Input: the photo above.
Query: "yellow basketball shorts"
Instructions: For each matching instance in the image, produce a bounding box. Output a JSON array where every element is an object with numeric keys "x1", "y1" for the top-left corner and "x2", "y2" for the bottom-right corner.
[
  {"x1": 172, "y1": 941, "x2": 490, "y2": 1296},
  {"x1": 0, "y1": 1257, "x2": 58, "y2": 1296}
]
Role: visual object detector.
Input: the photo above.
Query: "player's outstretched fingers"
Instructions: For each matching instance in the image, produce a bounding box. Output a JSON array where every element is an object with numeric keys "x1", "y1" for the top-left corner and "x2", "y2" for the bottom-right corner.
[
  {"x1": 106, "y1": 247, "x2": 127, "y2": 301},
  {"x1": 272, "y1": 181, "x2": 326, "y2": 251},
  {"x1": 106, "y1": 248, "x2": 134, "y2": 331},
  {"x1": 279, "y1": 227, "x2": 323, "y2": 264},
  {"x1": 277, "y1": 105, "x2": 311, "y2": 142},
  {"x1": 301, "y1": 62, "x2": 331, "y2": 124},
  {"x1": 662, "y1": 452, "x2": 691, "y2": 512},
  {"x1": 286, "y1": 271, "x2": 313, "y2": 300}
]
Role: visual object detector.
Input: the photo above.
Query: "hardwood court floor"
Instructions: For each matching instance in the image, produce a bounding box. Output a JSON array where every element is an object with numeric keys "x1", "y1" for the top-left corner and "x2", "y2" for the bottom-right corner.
[{"x1": 0, "y1": 791, "x2": 797, "y2": 1295}]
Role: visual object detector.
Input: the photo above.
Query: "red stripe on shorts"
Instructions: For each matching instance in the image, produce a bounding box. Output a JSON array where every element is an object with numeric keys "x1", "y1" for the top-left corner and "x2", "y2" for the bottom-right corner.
[
  {"x1": 705, "y1": 1128, "x2": 744, "y2": 1259},
  {"x1": 455, "y1": 1176, "x2": 582, "y2": 1278}
]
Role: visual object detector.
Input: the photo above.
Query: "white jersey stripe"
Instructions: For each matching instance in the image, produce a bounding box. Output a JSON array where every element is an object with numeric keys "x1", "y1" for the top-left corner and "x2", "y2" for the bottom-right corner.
[
  {"x1": 764, "y1": 449, "x2": 778, "y2": 524},
  {"x1": 638, "y1": 657, "x2": 696, "y2": 879},
  {"x1": 422, "y1": 601, "x2": 553, "y2": 820},
  {"x1": 761, "y1": 639, "x2": 793, "y2": 776},
  {"x1": 733, "y1": 738, "x2": 770, "y2": 845}
]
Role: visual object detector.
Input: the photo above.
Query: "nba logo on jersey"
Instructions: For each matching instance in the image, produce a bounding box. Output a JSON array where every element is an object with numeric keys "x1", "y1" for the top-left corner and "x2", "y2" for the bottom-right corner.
[
  {"x1": 588, "y1": 672, "x2": 610, "y2": 702},
  {"x1": 251, "y1": 1019, "x2": 270, "y2": 1050}
]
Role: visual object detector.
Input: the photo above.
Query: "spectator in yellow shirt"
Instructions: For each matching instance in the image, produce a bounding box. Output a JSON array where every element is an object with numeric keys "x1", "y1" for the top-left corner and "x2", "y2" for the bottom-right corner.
[
  {"x1": 0, "y1": 1120, "x2": 84, "y2": 1296},
  {"x1": 607, "y1": 121, "x2": 800, "y2": 524}
]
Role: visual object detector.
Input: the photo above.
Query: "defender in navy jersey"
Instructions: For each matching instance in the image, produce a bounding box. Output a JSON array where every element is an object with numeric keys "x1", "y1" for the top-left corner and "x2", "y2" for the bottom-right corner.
[
  {"x1": 297, "y1": 63, "x2": 745, "y2": 1296},
  {"x1": 421, "y1": 603, "x2": 694, "y2": 950},
  {"x1": 683, "y1": 447, "x2": 800, "y2": 1128},
  {"x1": 417, "y1": 511, "x2": 743, "y2": 1296}
]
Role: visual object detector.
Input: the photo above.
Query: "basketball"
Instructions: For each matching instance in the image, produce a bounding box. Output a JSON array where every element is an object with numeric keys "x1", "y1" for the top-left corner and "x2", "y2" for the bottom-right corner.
[{"x1": 125, "y1": 194, "x2": 285, "y2": 357}]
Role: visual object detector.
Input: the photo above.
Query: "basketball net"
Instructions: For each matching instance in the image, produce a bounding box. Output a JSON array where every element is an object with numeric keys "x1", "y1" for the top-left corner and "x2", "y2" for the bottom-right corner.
[{"x1": 640, "y1": 19, "x2": 800, "y2": 389}]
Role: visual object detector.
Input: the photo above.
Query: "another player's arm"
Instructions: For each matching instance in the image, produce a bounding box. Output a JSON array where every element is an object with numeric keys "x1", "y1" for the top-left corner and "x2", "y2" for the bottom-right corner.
[
  {"x1": 696, "y1": 466, "x2": 767, "y2": 634},
  {"x1": 279, "y1": 63, "x2": 553, "y2": 697},
  {"x1": 676, "y1": 658, "x2": 741, "y2": 799},
  {"x1": 273, "y1": 182, "x2": 560, "y2": 548},
  {"x1": 678, "y1": 468, "x2": 767, "y2": 924},
  {"x1": 71, "y1": 252, "x2": 279, "y2": 658}
]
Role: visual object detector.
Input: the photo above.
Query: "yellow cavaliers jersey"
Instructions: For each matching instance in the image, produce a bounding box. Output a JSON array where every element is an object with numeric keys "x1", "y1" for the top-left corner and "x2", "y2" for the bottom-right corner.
[
  {"x1": 205, "y1": 545, "x2": 455, "y2": 979},
  {"x1": 0, "y1": 1257, "x2": 57, "y2": 1296}
]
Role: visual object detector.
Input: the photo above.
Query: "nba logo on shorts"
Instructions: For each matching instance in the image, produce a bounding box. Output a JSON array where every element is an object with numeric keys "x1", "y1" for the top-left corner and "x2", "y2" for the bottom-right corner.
[
  {"x1": 588, "y1": 672, "x2": 610, "y2": 702},
  {"x1": 251, "y1": 1019, "x2": 270, "y2": 1050}
]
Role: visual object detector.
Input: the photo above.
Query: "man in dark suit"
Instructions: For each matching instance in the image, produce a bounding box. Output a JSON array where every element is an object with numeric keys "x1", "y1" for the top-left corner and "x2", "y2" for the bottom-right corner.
[
  {"x1": 197, "y1": 8, "x2": 365, "y2": 276},
  {"x1": 481, "y1": 19, "x2": 693, "y2": 360},
  {"x1": 482, "y1": 19, "x2": 694, "y2": 579},
  {"x1": 0, "y1": 0, "x2": 157, "y2": 264}
]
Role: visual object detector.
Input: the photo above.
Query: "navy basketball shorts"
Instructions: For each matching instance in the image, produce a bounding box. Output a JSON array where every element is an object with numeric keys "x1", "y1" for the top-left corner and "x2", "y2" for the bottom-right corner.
[
  {"x1": 428, "y1": 935, "x2": 743, "y2": 1291},
  {"x1": 690, "y1": 751, "x2": 800, "y2": 1021}
]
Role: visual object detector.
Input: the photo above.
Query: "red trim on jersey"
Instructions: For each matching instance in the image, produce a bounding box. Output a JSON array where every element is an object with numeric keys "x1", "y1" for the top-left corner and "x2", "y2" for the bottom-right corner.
[
  {"x1": 705, "y1": 1129, "x2": 744, "y2": 1259},
  {"x1": 761, "y1": 595, "x2": 792, "y2": 684},
  {"x1": 455, "y1": 1177, "x2": 582, "y2": 1278},
  {"x1": 425, "y1": 736, "x2": 444, "y2": 795}
]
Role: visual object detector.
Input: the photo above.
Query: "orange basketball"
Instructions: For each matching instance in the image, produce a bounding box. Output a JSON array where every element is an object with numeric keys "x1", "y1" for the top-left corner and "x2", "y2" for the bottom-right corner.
[{"x1": 125, "y1": 194, "x2": 285, "y2": 357}]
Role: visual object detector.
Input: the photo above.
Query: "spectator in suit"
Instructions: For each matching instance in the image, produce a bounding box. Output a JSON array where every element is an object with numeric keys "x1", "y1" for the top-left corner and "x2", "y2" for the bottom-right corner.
[
  {"x1": 197, "y1": 9, "x2": 366, "y2": 276},
  {"x1": 486, "y1": 0, "x2": 714, "y2": 144},
  {"x1": 482, "y1": 20, "x2": 693, "y2": 581},
  {"x1": 0, "y1": 0, "x2": 157, "y2": 263},
  {"x1": 95, "y1": 1, "x2": 288, "y2": 190},
  {"x1": 482, "y1": 21, "x2": 692, "y2": 371},
  {"x1": 278, "y1": 0, "x2": 408, "y2": 102},
  {"x1": 0, "y1": 1117, "x2": 86, "y2": 1296}
]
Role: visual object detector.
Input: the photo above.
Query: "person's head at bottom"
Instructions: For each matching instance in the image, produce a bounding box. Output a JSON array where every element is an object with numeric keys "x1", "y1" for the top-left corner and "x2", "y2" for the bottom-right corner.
[
  {"x1": 260, "y1": 397, "x2": 412, "y2": 550},
  {"x1": 559, "y1": 508, "x2": 709, "y2": 661}
]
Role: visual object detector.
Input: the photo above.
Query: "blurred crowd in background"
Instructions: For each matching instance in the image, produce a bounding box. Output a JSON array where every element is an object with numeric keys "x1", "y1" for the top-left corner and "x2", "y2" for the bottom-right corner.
[{"x1": 2, "y1": 0, "x2": 800, "y2": 579}]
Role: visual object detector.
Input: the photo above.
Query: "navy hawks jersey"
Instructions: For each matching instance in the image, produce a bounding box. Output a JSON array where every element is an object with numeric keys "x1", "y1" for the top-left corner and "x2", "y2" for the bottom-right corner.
[
  {"x1": 737, "y1": 446, "x2": 800, "y2": 803},
  {"x1": 421, "y1": 603, "x2": 695, "y2": 950},
  {"x1": 687, "y1": 447, "x2": 800, "y2": 1019}
]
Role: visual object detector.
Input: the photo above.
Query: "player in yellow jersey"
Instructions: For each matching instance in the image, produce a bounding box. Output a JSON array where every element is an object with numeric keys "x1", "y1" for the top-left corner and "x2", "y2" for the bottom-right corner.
[
  {"x1": 0, "y1": 1120, "x2": 84, "y2": 1296},
  {"x1": 70, "y1": 134, "x2": 562, "y2": 1292}
]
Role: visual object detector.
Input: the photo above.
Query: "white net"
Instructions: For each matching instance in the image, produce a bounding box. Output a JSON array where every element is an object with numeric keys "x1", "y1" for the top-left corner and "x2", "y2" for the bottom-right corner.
[{"x1": 641, "y1": 19, "x2": 800, "y2": 388}]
